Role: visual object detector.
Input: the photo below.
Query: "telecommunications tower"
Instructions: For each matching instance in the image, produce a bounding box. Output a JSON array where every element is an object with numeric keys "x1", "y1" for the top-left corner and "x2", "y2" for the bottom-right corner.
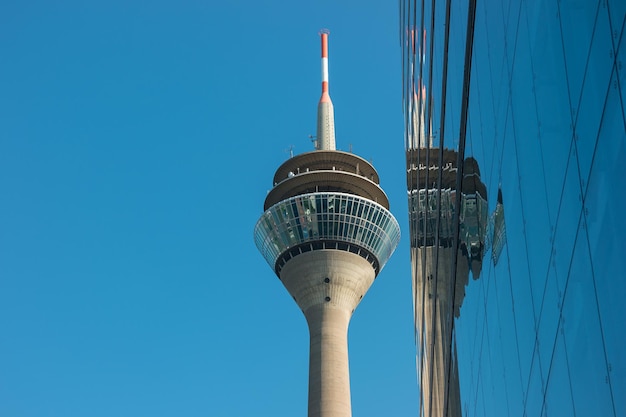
[{"x1": 254, "y1": 31, "x2": 400, "y2": 417}]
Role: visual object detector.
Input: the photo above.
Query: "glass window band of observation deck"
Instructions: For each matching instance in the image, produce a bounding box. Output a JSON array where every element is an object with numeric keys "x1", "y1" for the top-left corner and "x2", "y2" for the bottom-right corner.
[{"x1": 254, "y1": 192, "x2": 401, "y2": 276}]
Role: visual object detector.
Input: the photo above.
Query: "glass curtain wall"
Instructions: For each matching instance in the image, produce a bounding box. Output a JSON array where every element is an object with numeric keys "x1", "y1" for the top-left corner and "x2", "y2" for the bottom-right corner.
[{"x1": 401, "y1": 0, "x2": 626, "y2": 415}]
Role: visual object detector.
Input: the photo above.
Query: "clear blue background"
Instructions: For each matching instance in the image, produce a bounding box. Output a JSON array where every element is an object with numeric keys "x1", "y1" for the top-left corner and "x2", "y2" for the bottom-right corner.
[{"x1": 0, "y1": 1, "x2": 419, "y2": 416}]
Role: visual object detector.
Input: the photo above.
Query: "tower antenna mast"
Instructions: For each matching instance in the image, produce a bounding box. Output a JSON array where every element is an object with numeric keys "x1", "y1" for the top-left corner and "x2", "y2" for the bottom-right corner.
[{"x1": 316, "y1": 29, "x2": 336, "y2": 151}]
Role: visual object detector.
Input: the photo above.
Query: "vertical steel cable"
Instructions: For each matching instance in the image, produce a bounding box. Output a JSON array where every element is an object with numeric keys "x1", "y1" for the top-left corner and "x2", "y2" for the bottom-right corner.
[
  {"x1": 414, "y1": 0, "x2": 428, "y2": 415},
  {"x1": 434, "y1": 0, "x2": 453, "y2": 413},
  {"x1": 445, "y1": 0, "x2": 477, "y2": 416},
  {"x1": 423, "y1": 0, "x2": 437, "y2": 414},
  {"x1": 400, "y1": 7, "x2": 423, "y2": 416}
]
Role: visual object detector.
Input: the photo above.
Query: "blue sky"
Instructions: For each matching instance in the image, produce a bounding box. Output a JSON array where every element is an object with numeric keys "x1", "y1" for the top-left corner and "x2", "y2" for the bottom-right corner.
[{"x1": 0, "y1": 1, "x2": 419, "y2": 416}]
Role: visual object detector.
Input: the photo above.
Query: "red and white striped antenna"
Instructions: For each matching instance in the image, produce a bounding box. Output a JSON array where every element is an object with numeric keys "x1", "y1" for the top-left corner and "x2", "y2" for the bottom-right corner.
[
  {"x1": 320, "y1": 29, "x2": 330, "y2": 97},
  {"x1": 316, "y1": 29, "x2": 336, "y2": 150}
]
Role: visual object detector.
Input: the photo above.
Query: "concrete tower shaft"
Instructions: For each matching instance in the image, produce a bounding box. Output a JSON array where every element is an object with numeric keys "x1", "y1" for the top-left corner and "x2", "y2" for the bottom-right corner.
[{"x1": 280, "y1": 250, "x2": 375, "y2": 417}]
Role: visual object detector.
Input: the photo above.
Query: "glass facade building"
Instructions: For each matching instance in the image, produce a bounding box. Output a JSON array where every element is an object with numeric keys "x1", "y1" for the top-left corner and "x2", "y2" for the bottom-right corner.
[{"x1": 401, "y1": 0, "x2": 625, "y2": 416}]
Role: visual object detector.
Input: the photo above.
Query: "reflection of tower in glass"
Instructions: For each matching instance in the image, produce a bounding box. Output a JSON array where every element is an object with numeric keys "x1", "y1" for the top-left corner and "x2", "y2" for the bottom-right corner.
[
  {"x1": 254, "y1": 32, "x2": 400, "y2": 417},
  {"x1": 407, "y1": 95, "x2": 488, "y2": 416}
]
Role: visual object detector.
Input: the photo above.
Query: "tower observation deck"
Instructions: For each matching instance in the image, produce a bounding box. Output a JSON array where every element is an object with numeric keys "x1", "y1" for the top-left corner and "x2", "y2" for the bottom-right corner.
[{"x1": 254, "y1": 32, "x2": 400, "y2": 417}]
